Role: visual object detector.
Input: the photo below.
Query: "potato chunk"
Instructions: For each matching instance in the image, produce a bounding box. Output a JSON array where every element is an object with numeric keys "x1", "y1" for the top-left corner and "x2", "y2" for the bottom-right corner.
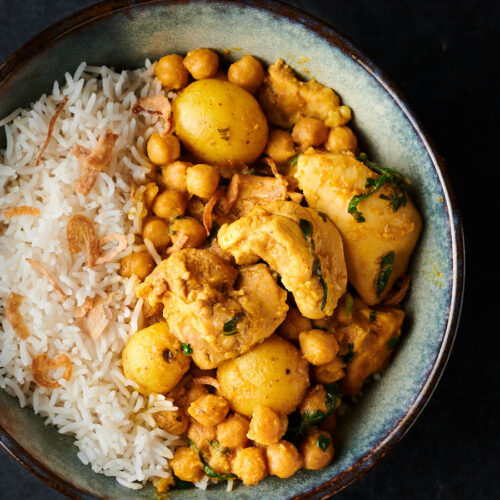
[
  {"x1": 172, "y1": 79, "x2": 268, "y2": 173},
  {"x1": 293, "y1": 152, "x2": 422, "y2": 305},
  {"x1": 217, "y1": 336, "x2": 310, "y2": 417},
  {"x1": 218, "y1": 201, "x2": 347, "y2": 319},
  {"x1": 121, "y1": 322, "x2": 190, "y2": 395}
]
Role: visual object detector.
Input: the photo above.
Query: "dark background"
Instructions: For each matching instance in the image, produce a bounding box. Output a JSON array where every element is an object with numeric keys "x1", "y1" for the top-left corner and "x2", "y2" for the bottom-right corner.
[{"x1": 0, "y1": 0, "x2": 497, "y2": 499}]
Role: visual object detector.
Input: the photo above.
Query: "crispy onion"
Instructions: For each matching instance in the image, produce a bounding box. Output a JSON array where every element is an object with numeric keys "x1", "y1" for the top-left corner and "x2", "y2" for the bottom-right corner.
[
  {"x1": 78, "y1": 293, "x2": 115, "y2": 340},
  {"x1": 6, "y1": 292, "x2": 30, "y2": 340},
  {"x1": 74, "y1": 128, "x2": 118, "y2": 196},
  {"x1": 166, "y1": 233, "x2": 189, "y2": 255},
  {"x1": 131, "y1": 95, "x2": 174, "y2": 136},
  {"x1": 191, "y1": 376, "x2": 220, "y2": 391},
  {"x1": 66, "y1": 215, "x2": 100, "y2": 268},
  {"x1": 26, "y1": 258, "x2": 67, "y2": 301},
  {"x1": 95, "y1": 233, "x2": 128, "y2": 265},
  {"x1": 35, "y1": 97, "x2": 68, "y2": 166},
  {"x1": 203, "y1": 188, "x2": 224, "y2": 236},
  {"x1": 2, "y1": 206, "x2": 40, "y2": 218},
  {"x1": 32, "y1": 353, "x2": 72, "y2": 389}
]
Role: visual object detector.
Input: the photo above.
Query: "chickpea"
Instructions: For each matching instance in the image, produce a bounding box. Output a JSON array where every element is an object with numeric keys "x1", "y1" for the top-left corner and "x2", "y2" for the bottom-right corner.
[
  {"x1": 170, "y1": 447, "x2": 204, "y2": 483},
  {"x1": 266, "y1": 440, "x2": 303, "y2": 478},
  {"x1": 277, "y1": 307, "x2": 312, "y2": 343},
  {"x1": 228, "y1": 55, "x2": 265, "y2": 94},
  {"x1": 299, "y1": 329, "x2": 339, "y2": 366},
  {"x1": 153, "y1": 408, "x2": 188, "y2": 435},
  {"x1": 186, "y1": 197, "x2": 205, "y2": 221},
  {"x1": 142, "y1": 217, "x2": 171, "y2": 250},
  {"x1": 120, "y1": 251, "x2": 154, "y2": 280},
  {"x1": 183, "y1": 48, "x2": 219, "y2": 80},
  {"x1": 311, "y1": 357, "x2": 346, "y2": 384},
  {"x1": 152, "y1": 189, "x2": 187, "y2": 219},
  {"x1": 186, "y1": 164, "x2": 220, "y2": 199},
  {"x1": 187, "y1": 419, "x2": 217, "y2": 454},
  {"x1": 247, "y1": 405, "x2": 285, "y2": 446},
  {"x1": 291, "y1": 117, "x2": 329, "y2": 148},
  {"x1": 216, "y1": 413, "x2": 250, "y2": 449},
  {"x1": 146, "y1": 132, "x2": 181, "y2": 166},
  {"x1": 231, "y1": 447, "x2": 268, "y2": 485},
  {"x1": 265, "y1": 129, "x2": 296, "y2": 164},
  {"x1": 299, "y1": 385, "x2": 329, "y2": 416},
  {"x1": 206, "y1": 446, "x2": 233, "y2": 475},
  {"x1": 161, "y1": 161, "x2": 190, "y2": 193},
  {"x1": 325, "y1": 125, "x2": 358, "y2": 154},
  {"x1": 188, "y1": 394, "x2": 230, "y2": 427},
  {"x1": 170, "y1": 216, "x2": 206, "y2": 248},
  {"x1": 300, "y1": 429, "x2": 334, "y2": 470},
  {"x1": 154, "y1": 54, "x2": 189, "y2": 90},
  {"x1": 178, "y1": 384, "x2": 209, "y2": 410}
]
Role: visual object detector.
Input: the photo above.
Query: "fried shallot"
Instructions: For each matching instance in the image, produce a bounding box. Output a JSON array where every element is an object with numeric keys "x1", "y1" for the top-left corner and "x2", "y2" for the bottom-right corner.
[
  {"x1": 67, "y1": 215, "x2": 100, "y2": 268},
  {"x1": 131, "y1": 95, "x2": 173, "y2": 136},
  {"x1": 2, "y1": 206, "x2": 40, "y2": 218},
  {"x1": 203, "y1": 188, "x2": 224, "y2": 236},
  {"x1": 35, "y1": 97, "x2": 68, "y2": 166},
  {"x1": 26, "y1": 258, "x2": 67, "y2": 301},
  {"x1": 74, "y1": 128, "x2": 118, "y2": 196},
  {"x1": 78, "y1": 293, "x2": 115, "y2": 340},
  {"x1": 95, "y1": 233, "x2": 128, "y2": 265},
  {"x1": 32, "y1": 353, "x2": 72, "y2": 389},
  {"x1": 6, "y1": 292, "x2": 30, "y2": 340}
]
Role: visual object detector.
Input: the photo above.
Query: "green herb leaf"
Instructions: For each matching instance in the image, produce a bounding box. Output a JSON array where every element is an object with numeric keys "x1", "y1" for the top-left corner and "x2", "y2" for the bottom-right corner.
[
  {"x1": 324, "y1": 383, "x2": 340, "y2": 413},
  {"x1": 316, "y1": 434, "x2": 331, "y2": 452},
  {"x1": 375, "y1": 251, "x2": 395, "y2": 297},
  {"x1": 348, "y1": 153, "x2": 412, "y2": 222},
  {"x1": 181, "y1": 343, "x2": 193, "y2": 355},
  {"x1": 189, "y1": 439, "x2": 236, "y2": 481},
  {"x1": 387, "y1": 336, "x2": 400, "y2": 350},
  {"x1": 223, "y1": 313, "x2": 243, "y2": 336},
  {"x1": 289, "y1": 153, "x2": 301, "y2": 166},
  {"x1": 299, "y1": 219, "x2": 327, "y2": 310},
  {"x1": 345, "y1": 293, "x2": 354, "y2": 316},
  {"x1": 317, "y1": 211, "x2": 328, "y2": 222},
  {"x1": 343, "y1": 343, "x2": 355, "y2": 363},
  {"x1": 299, "y1": 218, "x2": 313, "y2": 241},
  {"x1": 369, "y1": 311, "x2": 377, "y2": 322}
]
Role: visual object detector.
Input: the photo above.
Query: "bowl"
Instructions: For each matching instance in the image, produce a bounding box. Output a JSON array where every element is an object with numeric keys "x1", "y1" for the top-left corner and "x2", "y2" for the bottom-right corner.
[{"x1": 0, "y1": 0, "x2": 465, "y2": 498}]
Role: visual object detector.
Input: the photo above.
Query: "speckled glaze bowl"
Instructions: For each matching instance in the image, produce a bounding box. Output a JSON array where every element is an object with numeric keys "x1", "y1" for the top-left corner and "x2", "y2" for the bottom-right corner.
[{"x1": 0, "y1": 1, "x2": 464, "y2": 498}]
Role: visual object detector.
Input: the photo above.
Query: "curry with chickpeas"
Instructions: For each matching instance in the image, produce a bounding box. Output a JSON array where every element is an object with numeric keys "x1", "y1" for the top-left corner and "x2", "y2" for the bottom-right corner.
[{"x1": 120, "y1": 47, "x2": 422, "y2": 492}]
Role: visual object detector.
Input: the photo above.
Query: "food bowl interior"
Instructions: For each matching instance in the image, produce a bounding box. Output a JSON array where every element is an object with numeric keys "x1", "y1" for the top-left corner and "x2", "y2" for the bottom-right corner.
[{"x1": 0, "y1": 1, "x2": 459, "y2": 498}]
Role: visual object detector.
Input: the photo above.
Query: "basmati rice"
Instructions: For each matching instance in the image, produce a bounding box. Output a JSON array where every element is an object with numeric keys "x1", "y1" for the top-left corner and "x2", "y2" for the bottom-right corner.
[{"x1": 0, "y1": 60, "x2": 196, "y2": 490}]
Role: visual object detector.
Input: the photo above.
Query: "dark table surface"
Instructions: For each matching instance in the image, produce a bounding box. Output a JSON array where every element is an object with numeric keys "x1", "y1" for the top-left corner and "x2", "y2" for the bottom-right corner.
[{"x1": 0, "y1": 0, "x2": 497, "y2": 499}]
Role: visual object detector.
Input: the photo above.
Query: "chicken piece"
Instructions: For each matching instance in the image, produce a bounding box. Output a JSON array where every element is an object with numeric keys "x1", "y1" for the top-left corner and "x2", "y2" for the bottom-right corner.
[
  {"x1": 334, "y1": 297, "x2": 405, "y2": 395},
  {"x1": 226, "y1": 173, "x2": 288, "y2": 217},
  {"x1": 136, "y1": 249, "x2": 288, "y2": 369},
  {"x1": 218, "y1": 201, "x2": 347, "y2": 319},
  {"x1": 257, "y1": 59, "x2": 351, "y2": 129},
  {"x1": 293, "y1": 152, "x2": 422, "y2": 305}
]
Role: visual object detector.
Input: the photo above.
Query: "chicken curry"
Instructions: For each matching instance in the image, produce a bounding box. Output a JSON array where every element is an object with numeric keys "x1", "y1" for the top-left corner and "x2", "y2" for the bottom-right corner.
[{"x1": 120, "y1": 48, "x2": 422, "y2": 492}]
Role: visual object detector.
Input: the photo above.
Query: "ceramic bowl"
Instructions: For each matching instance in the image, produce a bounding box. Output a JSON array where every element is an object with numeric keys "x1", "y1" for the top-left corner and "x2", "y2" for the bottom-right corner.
[{"x1": 0, "y1": 0, "x2": 464, "y2": 498}]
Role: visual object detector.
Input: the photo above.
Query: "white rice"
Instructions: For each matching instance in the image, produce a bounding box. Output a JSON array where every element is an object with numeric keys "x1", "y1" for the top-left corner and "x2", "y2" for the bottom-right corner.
[{"x1": 0, "y1": 61, "x2": 188, "y2": 489}]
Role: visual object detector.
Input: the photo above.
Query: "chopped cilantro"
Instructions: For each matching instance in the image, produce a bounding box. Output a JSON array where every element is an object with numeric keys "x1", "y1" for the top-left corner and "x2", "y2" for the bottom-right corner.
[
  {"x1": 375, "y1": 251, "x2": 395, "y2": 297},
  {"x1": 289, "y1": 153, "x2": 301, "y2": 166},
  {"x1": 348, "y1": 153, "x2": 411, "y2": 222},
  {"x1": 223, "y1": 313, "x2": 243, "y2": 335},
  {"x1": 343, "y1": 343, "x2": 355, "y2": 363},
  {"x1": 299, "y1": 219, "x2": 313, "y2": 241},
  {"x1": 189, "y1": 440, "x2": 236, "y2": 481},
  {"x1": 181, "y1": 343, "x2": 193, "y2": 355},
  {"x1": 316, "y1": 434, "x2": 331, "y2": 451},
  {"x1": 369, "y1": 311, "x2": 377, "y2": 322},
  {"x1": 345, "y1": 293, "x2": 354, "y2": 316}
]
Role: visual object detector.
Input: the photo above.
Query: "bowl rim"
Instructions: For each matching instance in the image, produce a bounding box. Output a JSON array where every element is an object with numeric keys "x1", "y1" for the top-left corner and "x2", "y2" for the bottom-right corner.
[{"x1": 0, "y1": 0, "x2": 465, "y2": 498}]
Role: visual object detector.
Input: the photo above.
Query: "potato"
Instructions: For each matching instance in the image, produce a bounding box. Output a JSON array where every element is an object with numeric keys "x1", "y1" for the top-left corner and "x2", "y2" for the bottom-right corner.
[
  {"x1": 172, "y1": 79, "x2": 268, "y2": 171},
  {"x1": 217, "y1": 336, "x2": 309, "y2": 417},
  {"x1": 122, "y1": 322, "x2": 190, "y2": 395}
]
